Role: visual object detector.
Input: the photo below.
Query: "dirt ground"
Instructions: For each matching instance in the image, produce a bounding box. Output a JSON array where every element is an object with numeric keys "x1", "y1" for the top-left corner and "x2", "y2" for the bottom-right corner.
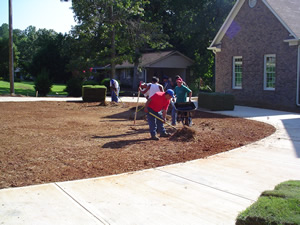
[{"x1": 0, "y1": 101, "x2": 275, "y2": 189}]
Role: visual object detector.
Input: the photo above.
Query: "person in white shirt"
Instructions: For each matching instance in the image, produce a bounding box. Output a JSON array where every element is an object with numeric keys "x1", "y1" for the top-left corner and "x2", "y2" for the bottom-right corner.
[
  {"x1": 139, "y1": 77, "x2": 164, "y2": 99},
  {"x1": 110, "y1": 79, "x2": 120, "y2": 102}
]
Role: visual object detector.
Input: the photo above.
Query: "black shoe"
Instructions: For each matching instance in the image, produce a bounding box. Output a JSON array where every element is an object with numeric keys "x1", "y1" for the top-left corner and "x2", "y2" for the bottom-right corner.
[
  {"x1": 151, "y1": 135, "x2": 160, "y2": 140},
  {"x1": 160, "y1": 132, "x2": 171, "y2": 137}
]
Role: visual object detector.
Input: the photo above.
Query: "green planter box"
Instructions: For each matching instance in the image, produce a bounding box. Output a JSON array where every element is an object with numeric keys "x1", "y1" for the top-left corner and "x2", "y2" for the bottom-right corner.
[
  {"x1": 198, "y1": 92, "x2": 234, "y2": 111},
  {"x1": 82, "y1": 85, "x2": 107, "y2": 102}
]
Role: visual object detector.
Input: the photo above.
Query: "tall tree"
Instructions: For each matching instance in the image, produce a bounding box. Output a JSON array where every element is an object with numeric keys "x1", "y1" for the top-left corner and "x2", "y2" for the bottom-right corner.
[
  {"x1": 145, "y1": 0, "x2": 236, "y2": 87},
  {"x1": 0, "y1": 23, "x2": 19, "y2": 81},
  {"x1": 69, "y1": 0, "x2": 160, "y2": 81}
]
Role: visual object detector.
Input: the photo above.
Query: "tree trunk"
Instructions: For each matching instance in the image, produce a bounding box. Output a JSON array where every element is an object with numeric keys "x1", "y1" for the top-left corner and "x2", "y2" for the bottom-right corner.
[
  {"x1": 110, "y1": 4, "x2": 116, "y2": 80},
  {"x1": 132, "y1": 48, "x2": 140, "y2": 91}
]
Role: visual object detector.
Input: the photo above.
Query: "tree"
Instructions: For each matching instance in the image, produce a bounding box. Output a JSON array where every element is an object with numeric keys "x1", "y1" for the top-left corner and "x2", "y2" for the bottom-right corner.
[
  {"x1": 68, "y1": 1, "x2": 159, "y2": 80},
  {"x1": 0, "y1": 23, "x2": 19, "y2": 81},
  {"x1": 144, "y1": 0, "x2": 236, "y2": 88}
]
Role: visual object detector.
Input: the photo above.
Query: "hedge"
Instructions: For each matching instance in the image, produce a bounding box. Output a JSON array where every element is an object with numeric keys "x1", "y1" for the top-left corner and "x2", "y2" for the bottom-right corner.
[
  {"x1": 82, "y1": 85, "x2": 107, "y2": 102},
  {"x1": 198, "y1": 92, "x2": 234, "y2": 111}
]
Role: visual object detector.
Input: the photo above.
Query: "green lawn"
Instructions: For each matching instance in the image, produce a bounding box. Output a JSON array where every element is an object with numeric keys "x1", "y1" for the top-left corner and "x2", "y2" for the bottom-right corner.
[
  {"x1": 236, "y1": 180, "x2": 300, "y2": 225},
  {"x1": 0, "y1": 81, "x2": 67, "y2": 97}
]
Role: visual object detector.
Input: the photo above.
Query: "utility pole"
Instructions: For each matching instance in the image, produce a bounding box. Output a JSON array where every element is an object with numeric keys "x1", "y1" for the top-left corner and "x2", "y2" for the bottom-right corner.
[{"x1": 9, "y1": 0, "x2": 14, "y2": 95}]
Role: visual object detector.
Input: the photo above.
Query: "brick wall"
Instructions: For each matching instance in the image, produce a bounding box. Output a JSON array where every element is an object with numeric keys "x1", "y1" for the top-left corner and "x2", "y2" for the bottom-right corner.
[{"x1": 215, "y1": 0, "x2": 299, "y2": 111}]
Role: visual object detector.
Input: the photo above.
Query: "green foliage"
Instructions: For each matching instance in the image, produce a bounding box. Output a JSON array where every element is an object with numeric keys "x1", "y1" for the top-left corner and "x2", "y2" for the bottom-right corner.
[
  {"x1": 1, "y1": 0, "x2": 235, "y2": 88},
  {"x1": 0, "y1": 80, "x2": 67, "y2": 96},
  {"x1": 100, "y1": 78, "x2": 111, "y2": 90},
  {"x1": 0, "y1": 23, "x2": 20, "y2": 81},
  {"x1": 82, "y1": 80, "x2": 99, "y2": 85},
  {"x1": 237, "y1": 180, "x2": 300, "y2": 225},
  {"x1": 34, "y1": 69, "x2": 53, "y2": 96},
  {"x1": 145, "y1": 0, "x2": 236, "y2": 85},
  {"x1": 65, "y1": 77, "x2": 83, "y2": 97}
]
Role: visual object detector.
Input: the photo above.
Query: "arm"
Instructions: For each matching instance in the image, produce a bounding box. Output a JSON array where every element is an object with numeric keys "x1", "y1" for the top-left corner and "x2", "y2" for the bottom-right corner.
[
  {"x1": 141, "y1": 84, "x2": 150, "y2": 94},
  {"x1": 162, "y1": 109, "x2": 167, "y2": 122},
  {"x1": 159, "y1": 84, "x2": 164, "y2": 92},
  {"x1": 188, "y1": 91, "x2": 192, "y2": 102}
]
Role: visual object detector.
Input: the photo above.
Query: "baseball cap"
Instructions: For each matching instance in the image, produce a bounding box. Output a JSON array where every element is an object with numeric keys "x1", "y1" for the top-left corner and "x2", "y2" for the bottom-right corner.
[
  {"x1": 165, "y1": 89, "x2": 174, "y2": 98},
  {"x1": 176, "y1": 78, "x2": 183, "y2": 83}
]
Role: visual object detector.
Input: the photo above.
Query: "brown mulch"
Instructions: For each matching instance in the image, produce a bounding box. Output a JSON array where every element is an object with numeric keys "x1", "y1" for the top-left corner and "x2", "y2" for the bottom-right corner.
[{"x1": 0, "y1": 101, "x2": 276, "y2": 189}]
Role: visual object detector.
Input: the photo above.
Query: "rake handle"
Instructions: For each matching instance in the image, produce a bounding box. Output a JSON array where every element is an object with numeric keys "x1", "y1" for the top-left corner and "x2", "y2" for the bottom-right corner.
[{"x1": 148, "y1": 112, "x2": 177, "y2": 130}]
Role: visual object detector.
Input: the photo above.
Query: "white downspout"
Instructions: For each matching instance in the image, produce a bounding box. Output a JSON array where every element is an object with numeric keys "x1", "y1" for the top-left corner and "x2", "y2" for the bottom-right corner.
[{"x1": 297, "y1": 45, "x2": 300, "y2": 106}]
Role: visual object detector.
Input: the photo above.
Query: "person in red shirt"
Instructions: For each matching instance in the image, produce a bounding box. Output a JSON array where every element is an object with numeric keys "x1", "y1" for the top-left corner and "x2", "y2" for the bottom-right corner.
[{"x1": 144, "y1": 89, "x2": 174, "y2": 140}]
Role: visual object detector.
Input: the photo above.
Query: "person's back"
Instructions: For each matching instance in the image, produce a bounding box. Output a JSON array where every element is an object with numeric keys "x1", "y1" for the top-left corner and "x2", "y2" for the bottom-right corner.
[
  {"x1": 148, "y1": 83, "x2": 162, "y2": 98},
  {"x1": 147, "y1": 76, "x2": 164, "y2": 98}
]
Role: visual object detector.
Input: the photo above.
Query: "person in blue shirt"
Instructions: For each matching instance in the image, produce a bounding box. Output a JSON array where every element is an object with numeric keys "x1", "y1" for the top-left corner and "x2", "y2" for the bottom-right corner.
[{"x1": 172, "y1": 77, "x2": 192, "y2": 126}]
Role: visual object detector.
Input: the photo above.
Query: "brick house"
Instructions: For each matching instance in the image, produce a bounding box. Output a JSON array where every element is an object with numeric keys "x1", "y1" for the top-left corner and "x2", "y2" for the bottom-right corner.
[{"x1": 208, "y1": 0, "x2": 300, "y2": 111}]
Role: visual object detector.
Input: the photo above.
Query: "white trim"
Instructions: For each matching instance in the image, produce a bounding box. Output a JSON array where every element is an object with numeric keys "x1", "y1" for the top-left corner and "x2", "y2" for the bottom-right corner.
[
  {"x1": 208, "y1": 0, "x2": 245, "y2": 50},
  {"x1": 232, "y1": 56, "x2": 243, "y2": 89},
  {"x1": 284, "y1": 39, "x2": 300, "y2": 46},
  {"x1": 262, "y1": 0, "x2": 298, "y2": 39},
  {"x1": 264, "y1": 54, "x2": 276, "y2": 91},
  {"x1": 297, "y1": 45, "x2": 300, "y2": 106}
]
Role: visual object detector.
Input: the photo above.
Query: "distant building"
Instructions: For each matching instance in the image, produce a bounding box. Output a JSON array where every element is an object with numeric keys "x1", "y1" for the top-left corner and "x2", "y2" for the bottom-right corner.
[{"x1": 94, "y1": 50, "x2": 194, "y2": 89}]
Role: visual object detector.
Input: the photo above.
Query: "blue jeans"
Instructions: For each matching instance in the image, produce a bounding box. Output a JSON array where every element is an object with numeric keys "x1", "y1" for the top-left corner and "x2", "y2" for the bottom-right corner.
[
  {"x1": 111, "y1": 87, "x2": 120, "y2": 102},
  {"x1": 147, "y1": 107, "x2": 166, "y2": 137}
]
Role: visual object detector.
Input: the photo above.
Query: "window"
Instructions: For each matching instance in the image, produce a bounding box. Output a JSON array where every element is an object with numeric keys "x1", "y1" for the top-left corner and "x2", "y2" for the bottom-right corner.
[
  {"x1": 264, "y1": 54, "x2": 276, "y2": 90},
  {"x1": 232, "y1": 56, "x2": 243, "y2": 89}
]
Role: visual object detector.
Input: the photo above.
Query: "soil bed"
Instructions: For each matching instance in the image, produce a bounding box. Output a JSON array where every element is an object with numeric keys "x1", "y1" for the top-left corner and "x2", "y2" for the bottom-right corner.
[{"x1": 0, "y1": 101, "x2": 275, "y2": 189}]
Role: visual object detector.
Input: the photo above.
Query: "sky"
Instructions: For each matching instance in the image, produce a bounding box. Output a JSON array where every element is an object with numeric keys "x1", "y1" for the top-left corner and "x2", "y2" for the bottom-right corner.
[{"x1": 0, "y1": 0, "x2": 77, "y2": 34}]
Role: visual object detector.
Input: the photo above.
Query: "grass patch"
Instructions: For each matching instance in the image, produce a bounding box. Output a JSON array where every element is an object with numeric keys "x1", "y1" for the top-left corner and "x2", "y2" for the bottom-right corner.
[
  {"x1": 0, "y1": 81, "x2": 67, "y2": 96},
  {"x1": 236, "y1": 180, "x2": 300, "y2": 225}
]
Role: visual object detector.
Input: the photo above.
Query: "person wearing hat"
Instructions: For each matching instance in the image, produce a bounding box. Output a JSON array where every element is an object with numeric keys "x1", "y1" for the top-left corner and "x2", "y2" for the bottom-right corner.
[
  {"x1": 172, "y1": 77, "x2": 192, "y2": 126},
  {"x1": 144, "y1": 89, "x2": 174, "y2": 140},
  {"x1": 139, "y1": 77, "x2": 164, "y2": 99},
  {"x1": 110, "y1": 79, "x2": 120, "y2": 103}
]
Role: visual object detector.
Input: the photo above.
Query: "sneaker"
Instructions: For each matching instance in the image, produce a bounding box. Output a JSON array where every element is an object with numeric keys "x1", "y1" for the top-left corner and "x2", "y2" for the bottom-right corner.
[
  {"x1": 160, "y1": 132, "x2": 171, "y2": 137},
  {"x1": 151, "y1": 135, "x2": 160, "y2": 140}
]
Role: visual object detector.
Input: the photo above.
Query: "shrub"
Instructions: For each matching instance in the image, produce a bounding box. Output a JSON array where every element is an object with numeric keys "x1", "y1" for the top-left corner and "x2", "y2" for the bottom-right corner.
[
  {"x1": 82, "y1": 80, "x2": 99, "y2": 86},
  {"x1": 34, "y1": 70, "x2": 52, "y2": 97},
  {"x1": 65, "y1": 77, "x2": 83, "y2": 97},
  {"x1": 100, "y1": 78, "x2": 111, "y2": 90},
  {"x1": 198, "y1": 92, "x2": 234, "y2": 111},
  {"x1": 82, "y1": 85, "x2": 107, "y2": 102}
]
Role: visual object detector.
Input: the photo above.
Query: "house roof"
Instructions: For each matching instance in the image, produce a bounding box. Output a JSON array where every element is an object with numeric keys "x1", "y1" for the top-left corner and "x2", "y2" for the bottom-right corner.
[
  {"x1": 116, "y1": 50, "x2": 194, "y2": 69},
  {"x1": 264, "y1": 0, "x2": 300, "y2": 39},
  {"x1": 208, "y1": 0, "x2": 300, "y2": 51}
]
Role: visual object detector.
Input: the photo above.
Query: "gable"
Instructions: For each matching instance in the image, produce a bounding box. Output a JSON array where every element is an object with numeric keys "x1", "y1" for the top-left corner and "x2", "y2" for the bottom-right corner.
[
  {"x1": 208, "y1": 0, "x2": 300, "y2": 52},
  {"x1": 147, "y1": 53, "x2": 194, "y2": 68},
  {"x1": 116, "y1": 51, "x2": 194, "y2": 69}
]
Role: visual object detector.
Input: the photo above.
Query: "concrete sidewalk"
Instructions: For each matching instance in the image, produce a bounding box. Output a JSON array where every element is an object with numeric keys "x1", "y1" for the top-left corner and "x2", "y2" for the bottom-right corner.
[{"x1": 0, "y1": 98, "x2": 300, "y2": 224}]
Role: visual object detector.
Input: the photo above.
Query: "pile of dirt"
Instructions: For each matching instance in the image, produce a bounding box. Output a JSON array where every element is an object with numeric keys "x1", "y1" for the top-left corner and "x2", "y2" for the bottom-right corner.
[
  {"x1": 128, "y1": 106, "x2": 146, "y2": 120},
  {"x1": 170, "y1": 127, "x2": 197, "y2": 142}
]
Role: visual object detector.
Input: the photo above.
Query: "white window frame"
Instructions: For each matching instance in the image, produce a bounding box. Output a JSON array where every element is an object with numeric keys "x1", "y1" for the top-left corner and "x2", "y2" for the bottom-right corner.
[
  {"x1": 232, "y1": 56, "x2": 243, "y2": 89},
  {"x1": 264, "y1": 54, "x2": 276, "y2": 91}
]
